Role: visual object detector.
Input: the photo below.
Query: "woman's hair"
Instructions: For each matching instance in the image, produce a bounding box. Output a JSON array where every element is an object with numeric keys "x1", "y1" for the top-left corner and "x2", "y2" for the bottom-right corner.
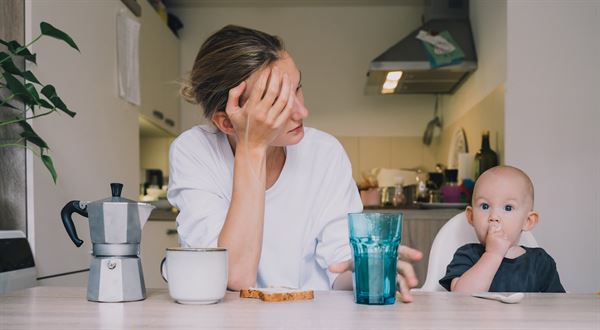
[{"x1": 181, "y1": 25, "x2": 285, "y2": 119}]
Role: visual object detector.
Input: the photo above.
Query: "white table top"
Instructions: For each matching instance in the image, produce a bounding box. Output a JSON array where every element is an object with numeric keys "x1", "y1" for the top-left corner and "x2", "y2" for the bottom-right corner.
[{"x1": 1, "y1": 287, "x2": 598, "y2": 329}]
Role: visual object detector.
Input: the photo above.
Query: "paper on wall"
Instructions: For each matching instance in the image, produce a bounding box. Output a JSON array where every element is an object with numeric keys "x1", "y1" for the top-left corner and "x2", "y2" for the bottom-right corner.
[{"x1": 116, "y1": 10, "x2": 141, "y2": 106}]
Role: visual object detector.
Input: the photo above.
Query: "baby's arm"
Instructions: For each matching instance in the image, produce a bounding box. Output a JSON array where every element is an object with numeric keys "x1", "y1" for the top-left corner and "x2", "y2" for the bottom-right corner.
[{"x1": 451, "y1": 222, "x2": 511, "y2": 292}]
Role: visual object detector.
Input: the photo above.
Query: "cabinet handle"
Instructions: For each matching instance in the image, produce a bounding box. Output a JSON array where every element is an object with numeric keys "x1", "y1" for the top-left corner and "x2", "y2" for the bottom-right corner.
[
  {"x1": 152, "y1": 110, "x2": 164, "y2": 120},
  {"x1": 166, "y1": 229, "x2": 178, "y2": 236},
  {"x1": 164, "y1": 118, "x2": 175, "y2": 127}
]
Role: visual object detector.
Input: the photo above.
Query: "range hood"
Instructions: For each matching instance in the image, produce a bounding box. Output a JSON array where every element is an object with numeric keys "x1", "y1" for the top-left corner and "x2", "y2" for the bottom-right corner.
[{"x1": 365, "y1": 0, "x2": 477, "y2": 95}]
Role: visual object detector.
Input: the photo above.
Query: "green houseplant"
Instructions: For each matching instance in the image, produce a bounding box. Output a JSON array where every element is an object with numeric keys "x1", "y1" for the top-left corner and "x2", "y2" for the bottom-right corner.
[{"x1": 0, "y1": 22, "x2": 79, "y2": 183}]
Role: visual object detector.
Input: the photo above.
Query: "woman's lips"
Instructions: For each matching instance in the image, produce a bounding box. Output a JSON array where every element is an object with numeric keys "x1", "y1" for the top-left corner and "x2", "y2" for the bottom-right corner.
[{"x1": 288, "y1": 124, "x2": 303, "y2": 134}]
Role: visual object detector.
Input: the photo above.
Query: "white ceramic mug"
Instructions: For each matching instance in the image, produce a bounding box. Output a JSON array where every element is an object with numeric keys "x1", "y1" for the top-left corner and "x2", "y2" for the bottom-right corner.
[{"x1": 160, "y1": 247, "x2": 228, "y2": 304}]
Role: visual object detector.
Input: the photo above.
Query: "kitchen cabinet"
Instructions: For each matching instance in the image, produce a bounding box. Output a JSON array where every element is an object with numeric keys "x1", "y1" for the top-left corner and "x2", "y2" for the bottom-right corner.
[
  {"x1": 139, "y1": 0, "x2": 180, "y2": 135},
  {"x1": 140, "y1": 220, "x2": 179, "y2": 288}
]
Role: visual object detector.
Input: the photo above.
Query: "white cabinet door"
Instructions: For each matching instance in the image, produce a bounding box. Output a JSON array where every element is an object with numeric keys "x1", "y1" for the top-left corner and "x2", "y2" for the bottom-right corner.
[
  {"x1": 138, "y1": 0, "x2": 180, "y2": 135},
  {"x1": 140, "y1": 220, "x2": 179, "y2": 289}
]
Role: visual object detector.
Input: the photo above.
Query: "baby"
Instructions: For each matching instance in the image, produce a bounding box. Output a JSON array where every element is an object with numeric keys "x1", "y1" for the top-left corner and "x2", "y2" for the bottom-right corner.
[{"x1": 439, "y1": 165, "x2": 565, "y2": 292}]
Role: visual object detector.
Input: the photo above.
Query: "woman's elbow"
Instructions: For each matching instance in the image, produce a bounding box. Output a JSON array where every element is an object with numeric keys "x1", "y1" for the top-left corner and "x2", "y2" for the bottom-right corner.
[{"x1": 226, "y1": 271, "x2": 256, "y2": 291}]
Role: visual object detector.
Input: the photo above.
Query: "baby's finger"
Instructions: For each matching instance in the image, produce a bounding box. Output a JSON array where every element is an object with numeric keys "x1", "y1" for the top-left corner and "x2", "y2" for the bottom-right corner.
[
  {"x1": 396, "y1": 275, "x2": 414, "y2": 303},
  {"x1": 225, "y1": 81, "x2": 247, "y2": 114}
]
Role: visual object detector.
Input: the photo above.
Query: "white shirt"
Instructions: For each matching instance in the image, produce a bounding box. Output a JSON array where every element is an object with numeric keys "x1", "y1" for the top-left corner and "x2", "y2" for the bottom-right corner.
[{"x1": 167, "y1": 125, "x2": 363, "y2": 290}]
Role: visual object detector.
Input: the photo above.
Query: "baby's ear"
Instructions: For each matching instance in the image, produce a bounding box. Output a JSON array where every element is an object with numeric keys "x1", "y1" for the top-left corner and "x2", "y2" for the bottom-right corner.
[
  {"x1": 465, "y1": 206, "x2": 474, "y2": 227},
  {"x1": 522, "y1": 211, "x2": 539, "y2": 231}
]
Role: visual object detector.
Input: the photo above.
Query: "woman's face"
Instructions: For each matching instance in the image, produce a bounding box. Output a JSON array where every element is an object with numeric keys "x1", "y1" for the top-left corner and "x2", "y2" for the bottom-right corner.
[{"x1": 241, "y1": 51, "x2": 309, "y2": 146}]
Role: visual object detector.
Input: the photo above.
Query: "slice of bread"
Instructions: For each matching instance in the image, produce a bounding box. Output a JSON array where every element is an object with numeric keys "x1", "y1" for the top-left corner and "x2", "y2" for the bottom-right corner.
[{"x1": 240, "y1": 287, "x2": 314, "y2": 302}]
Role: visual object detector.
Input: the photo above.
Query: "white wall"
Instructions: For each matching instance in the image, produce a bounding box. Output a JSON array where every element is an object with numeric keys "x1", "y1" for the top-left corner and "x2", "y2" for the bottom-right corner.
[
  {"x1": 440, "y1": 0, "x2": 506, "y2": 128},
  {"x1": 506, "y1": 0, "x2": 600, "y2": 292},
  {"x1": 174, "y1": 5, "x2": 435, "y2": 136},
  {"x1": 27, "y1": 0, "x2": 140, "y2": 284}
]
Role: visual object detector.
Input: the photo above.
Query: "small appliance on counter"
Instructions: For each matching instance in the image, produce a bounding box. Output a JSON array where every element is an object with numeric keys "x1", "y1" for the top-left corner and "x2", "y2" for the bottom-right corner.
[{"x1": 60, "y1": 183, "x2": 155, "y2": 302}]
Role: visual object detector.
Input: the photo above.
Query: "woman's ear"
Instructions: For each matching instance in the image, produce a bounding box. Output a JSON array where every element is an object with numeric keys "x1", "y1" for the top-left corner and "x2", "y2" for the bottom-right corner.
[
  {"x1": 522, "y1": 211, "x2": 539, "y2": 231},
  {"x1": 465, "y1": 206, "x2": 474, "y2": 227},
  {"x1": 211, "y1": 111, "x2": 235, "y2": 136}
]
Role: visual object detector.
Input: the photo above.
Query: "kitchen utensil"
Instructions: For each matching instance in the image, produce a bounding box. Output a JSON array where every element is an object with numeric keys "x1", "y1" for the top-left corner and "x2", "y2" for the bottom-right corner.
[
  {"x1": 472, "y1": 292, "x2": 524, "y2": 304},
  {"x1": 160, "y1": 248, "x2": 228, "y2": 304},
  {"x1": 422, "y1": 95, "x2": 442, "y2": 146},
  {"x1": 60, "y1": 183, "x2": 155, "y2": 302}
]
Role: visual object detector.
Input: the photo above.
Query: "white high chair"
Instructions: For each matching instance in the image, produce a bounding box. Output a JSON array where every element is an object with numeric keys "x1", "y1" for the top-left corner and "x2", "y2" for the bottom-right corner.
[{"x1": 419, "y1": 211, "x2": 538, "y2": 292}]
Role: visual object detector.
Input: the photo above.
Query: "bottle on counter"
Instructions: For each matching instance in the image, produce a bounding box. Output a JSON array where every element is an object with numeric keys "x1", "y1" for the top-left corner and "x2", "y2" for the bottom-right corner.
[
  {"x1": 473, "y1": 131, "x2": 499, "y2": 179},
  {"x1": 392, "y1": 177, "x2": 405, "y2": 207}
]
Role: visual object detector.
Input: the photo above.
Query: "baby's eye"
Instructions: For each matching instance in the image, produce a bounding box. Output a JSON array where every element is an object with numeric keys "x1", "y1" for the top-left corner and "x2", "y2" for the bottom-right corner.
[
  {"x1": 480, "y1": 203, "x2": 489, "y2": 210},
  {"x1": 504, "y1": 205, "x2": 513, "y2": 211}
]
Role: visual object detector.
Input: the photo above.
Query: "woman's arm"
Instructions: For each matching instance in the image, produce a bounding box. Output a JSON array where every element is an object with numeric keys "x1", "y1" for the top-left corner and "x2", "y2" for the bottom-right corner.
[{"x1": 217, "y1": 67, "x2": 295, "y2": 290}]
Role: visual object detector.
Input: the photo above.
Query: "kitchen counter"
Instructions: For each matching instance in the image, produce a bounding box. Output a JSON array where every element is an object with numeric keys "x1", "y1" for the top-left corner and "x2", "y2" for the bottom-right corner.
[
  {"x1": 1, "y1": 287, "x2": 597, "y2": 329},
  {"x1": 148, "y1": 208, "x2": 178, "y2": 221}
]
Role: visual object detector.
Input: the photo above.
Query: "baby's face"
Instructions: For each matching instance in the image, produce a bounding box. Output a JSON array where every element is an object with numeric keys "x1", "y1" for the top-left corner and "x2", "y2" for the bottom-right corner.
[{"x1": 467, "y1": 169, "x2": 533, "y2": 247}]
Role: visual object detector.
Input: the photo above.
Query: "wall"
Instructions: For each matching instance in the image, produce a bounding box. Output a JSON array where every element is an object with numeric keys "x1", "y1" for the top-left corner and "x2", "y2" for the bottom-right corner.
[
  {"x1": 173, "y1": 4, "x2": 435, "y2": 136},
  {"x1": 439, "y1": 0, "x2": 507, "y2": 128},
  {"x1": 27, "y1": 0, "x2": 140, "y2": 284},
  {"x1": 434, "y1": 84, "x2": 504, "y2": 169},
  {"x1": 505, "y1": 0, "x2": 600, "y2": 292}
]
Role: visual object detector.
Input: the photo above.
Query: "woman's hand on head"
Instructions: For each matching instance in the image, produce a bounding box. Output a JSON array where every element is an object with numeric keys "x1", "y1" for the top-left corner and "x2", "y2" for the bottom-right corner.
[
  {"x1": 328, "y1": 245, "x2": 423, "y2": 303},
  {"x1": 225, "y1": 66, "x2": 295, "y2": 150}
]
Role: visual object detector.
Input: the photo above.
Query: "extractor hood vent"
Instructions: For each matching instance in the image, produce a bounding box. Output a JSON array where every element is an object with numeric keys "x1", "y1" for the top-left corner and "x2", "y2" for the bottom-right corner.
[{"x1": 366, "y1": 0, "x2": 477, "y2": 95}]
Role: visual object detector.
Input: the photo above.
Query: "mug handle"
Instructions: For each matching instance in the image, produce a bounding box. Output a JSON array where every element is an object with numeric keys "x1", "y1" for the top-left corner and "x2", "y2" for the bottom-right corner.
[{"x1": 160, "y1": 257, "x2": 168, "y2": 282}]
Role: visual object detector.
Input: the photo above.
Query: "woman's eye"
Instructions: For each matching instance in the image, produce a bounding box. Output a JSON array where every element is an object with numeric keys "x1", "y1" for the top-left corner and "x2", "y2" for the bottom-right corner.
[
  {"x1": 480, "y1": 203, "x2": 489, "y2": 210},
  {"x1": 296, "y1": 83, "x2": 302, "y2": 93},
  {"x1": 504, "y1": 205, "x2": 513, "y2": 211}
]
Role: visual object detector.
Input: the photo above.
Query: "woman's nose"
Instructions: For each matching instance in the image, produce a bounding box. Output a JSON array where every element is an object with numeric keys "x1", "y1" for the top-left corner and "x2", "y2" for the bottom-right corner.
[{"x1": 291, "y1": 98, "x2": 309, "y2": 120}]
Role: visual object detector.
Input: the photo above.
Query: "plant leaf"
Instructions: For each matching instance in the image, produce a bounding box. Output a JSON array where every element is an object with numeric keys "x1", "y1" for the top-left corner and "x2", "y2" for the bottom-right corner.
[
  {"x1": 2, "y1": 72, "x2": 34, "y2": 104},
  {"x1": 38, "y1": 99, "x2": 53, "y2": 109},
  {"x1": 41, "y1": 154, "x2": 57, "y2": 183},
  {"x1": 40, "y1": 22, "x2": 79, "y2": 52},
  {"x1": 40, "y1": 85, "x2": 76, "y2": 117},
  {"x1": 0, "y1": 52, "x2": 22, "y2": 74},
  {"x1": 40, "y1": 84, "x2": 57, "y2": 98},
  {"x1": 24, "y1": 83, "x2": 41, "y2": 108},
  {"x1": 0, "y1": 40, "x2": 36, "y2": 63},
  {"x1": 20, "y1": 130, "x2": 49, "y2": 150},
  {"x1": 22, "y1": 71, "x2": 41, "y2": 84}
]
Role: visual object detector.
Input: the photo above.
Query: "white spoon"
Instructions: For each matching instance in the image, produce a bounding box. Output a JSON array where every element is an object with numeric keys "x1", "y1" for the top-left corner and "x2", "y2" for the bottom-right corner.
[{"x1": 471, "y1": 292, "x2": 525, "y2": 304}]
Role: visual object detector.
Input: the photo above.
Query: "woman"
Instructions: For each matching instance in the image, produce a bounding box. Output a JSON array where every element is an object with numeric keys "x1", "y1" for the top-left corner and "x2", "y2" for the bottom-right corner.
[{"x1": 168, "y1": 25, "x2": 421, "y2": 302}]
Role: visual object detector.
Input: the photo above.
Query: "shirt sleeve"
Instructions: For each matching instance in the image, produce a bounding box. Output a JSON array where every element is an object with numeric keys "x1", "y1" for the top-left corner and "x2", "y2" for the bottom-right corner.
[
  {"x1": 313, "y1": 144, "x2": 363, "y2": 288},
  {"x1": 439, "y1": 244, "x2": 480, "y2": 291},
  {"x1": 167, "y1": 137, "x2": 228, "y2": 248},
  {"x1": 536, "y1": 250, "x2": 566, "y2": 293}
]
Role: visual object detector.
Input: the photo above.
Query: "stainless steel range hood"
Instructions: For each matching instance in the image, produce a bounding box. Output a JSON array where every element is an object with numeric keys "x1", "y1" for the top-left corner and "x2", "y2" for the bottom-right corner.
[{"x1": 365, "y1": 0, "x2": 477, "y2": 95}]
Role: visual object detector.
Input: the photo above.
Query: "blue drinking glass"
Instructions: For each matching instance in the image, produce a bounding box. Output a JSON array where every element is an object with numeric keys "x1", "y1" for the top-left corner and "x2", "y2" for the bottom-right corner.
[{"x1": 348, "y1": 212, "x2": 403, "y2": 305}]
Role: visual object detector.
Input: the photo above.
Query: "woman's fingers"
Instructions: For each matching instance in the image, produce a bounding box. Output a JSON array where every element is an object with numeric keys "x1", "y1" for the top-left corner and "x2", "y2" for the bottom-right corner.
[
  {"x1": 267, "y1": 73, "x2": 290, "y2": 123},
  {"x1": 397, "y1": 259, "x2": 419, "y2": 288},
  {"x1": 272, "y1": 80, "x2": 295, "y2": 128},
  {"x1": 261, "y1": 66, "x2": 281, "y2": 107},
  {"x1": 225, "y1": 81, "x2": 247, "y2": 115},
  {"x1": 398, "y1": 245, "x2": 423, "y2": 262},
  {"x1": 396, "y1": 274, "x2": 414, "y2": 303},
  {"x1": 246, "y1": 67, "x2": 271, "y2": 106},
  {"x1": 328, "y1": 259, "x2": 353, "y2": 273}
]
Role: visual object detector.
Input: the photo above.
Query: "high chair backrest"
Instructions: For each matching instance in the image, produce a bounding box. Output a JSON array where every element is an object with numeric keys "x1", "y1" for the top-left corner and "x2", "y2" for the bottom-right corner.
[{"x1": 419, "y1": 211, "x2": 538, "y2": 292}]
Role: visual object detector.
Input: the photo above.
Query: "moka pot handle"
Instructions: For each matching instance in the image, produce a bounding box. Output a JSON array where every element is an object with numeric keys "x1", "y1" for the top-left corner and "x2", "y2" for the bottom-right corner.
[{"x1": 60, "y1": 200, "x2": 88, "y2": 247}]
